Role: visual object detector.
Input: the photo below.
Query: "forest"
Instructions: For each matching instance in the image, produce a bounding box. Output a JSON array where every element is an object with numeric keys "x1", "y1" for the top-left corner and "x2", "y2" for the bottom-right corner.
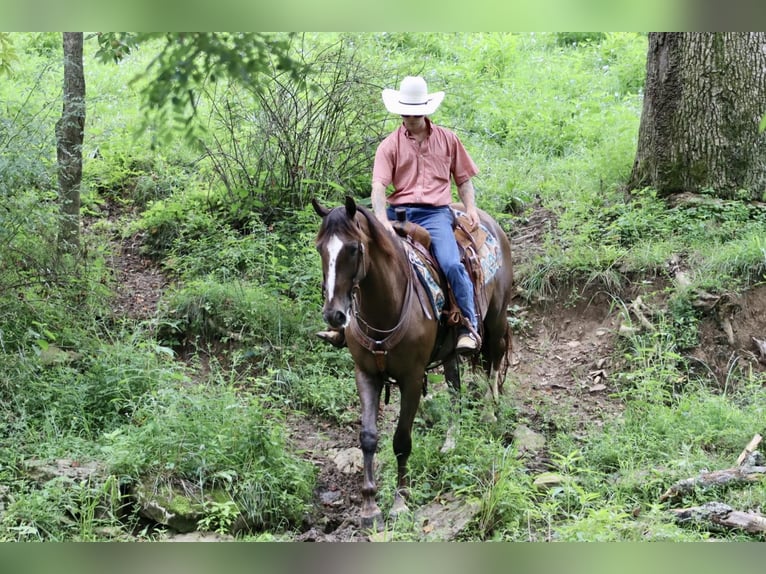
[{"x1": 1, "y1": 32, "x2": 766, "y2": 542}]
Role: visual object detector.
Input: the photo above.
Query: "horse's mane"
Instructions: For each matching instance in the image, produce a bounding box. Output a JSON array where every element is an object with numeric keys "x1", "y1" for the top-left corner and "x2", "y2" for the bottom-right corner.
[
  {"x1": 318, "y1": 202, "x2": 409, "y2": 276},
  {"x1": 357, "y1": 205, "x2": 400, "y2": 255}
]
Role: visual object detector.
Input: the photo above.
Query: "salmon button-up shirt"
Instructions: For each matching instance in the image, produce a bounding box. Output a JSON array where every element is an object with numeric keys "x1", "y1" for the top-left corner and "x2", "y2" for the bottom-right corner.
[{"x1": 372, "y1": 118, "x2": 479, "y2": 207}]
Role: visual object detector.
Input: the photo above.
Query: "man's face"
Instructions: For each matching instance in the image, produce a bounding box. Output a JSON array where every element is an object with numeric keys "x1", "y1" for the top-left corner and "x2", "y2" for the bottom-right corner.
[{"x1": 401, "y1": 115, "x2": 425, "y2": 131}]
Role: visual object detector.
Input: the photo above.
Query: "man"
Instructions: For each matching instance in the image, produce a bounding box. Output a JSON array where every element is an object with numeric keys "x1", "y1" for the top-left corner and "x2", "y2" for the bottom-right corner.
[{"x1": 319, "y1": 75, "x2": 482, "y2": 353}]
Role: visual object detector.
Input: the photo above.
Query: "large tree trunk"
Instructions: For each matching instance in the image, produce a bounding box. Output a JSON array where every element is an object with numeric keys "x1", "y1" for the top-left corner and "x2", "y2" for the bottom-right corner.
[
  {"x1": 629, "y1": 33, "x2": 766, "y2": 199},
  {"x1": 56, "y1": 32, "x2": 85, "y2": 251}
]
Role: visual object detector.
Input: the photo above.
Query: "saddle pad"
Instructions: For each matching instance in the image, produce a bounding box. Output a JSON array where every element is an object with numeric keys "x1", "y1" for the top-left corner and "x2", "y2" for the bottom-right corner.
[
  {"x1": 407, "y1": 246, "x2": 445, "y2": 318},
  {"x1": 453, "y1": 209, "x2": 502, "y2": 282},
  {"x1": 479, "y1": 227, "x2": 501, "y2": 282}
]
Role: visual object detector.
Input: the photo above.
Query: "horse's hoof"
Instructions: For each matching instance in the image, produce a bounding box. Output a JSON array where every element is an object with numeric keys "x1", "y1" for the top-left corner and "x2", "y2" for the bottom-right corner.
[
  {"x1": 360, "y1": 511, "x2": 385, "y2": 532},
  {"x1": 389, "y1": 493, "x2": 412, "y2": 521},
  {"x1": 389, "y1": 504, "x2": 412, "y2": 521}
]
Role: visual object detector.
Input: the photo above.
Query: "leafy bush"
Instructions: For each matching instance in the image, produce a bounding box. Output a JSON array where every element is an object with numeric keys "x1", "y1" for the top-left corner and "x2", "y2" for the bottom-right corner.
[
  {"x1": 102, "y1": 380, "x2": 315, "y2": 531},
  {"x1": 196, "y1": 34, "x2": 389, "y2": 216},
  {"x1": 157, "y1": 278, "x2": 307, "y2": 350},
  {"x1": 83, "y1": 146, "x2": 188, "y2": 209},
  {"x1": 132, "y1": 188, "x2": 222, "y2": 260},
  {"x1": 1, "y1": 337, "x2": 176, "y2": 440}
]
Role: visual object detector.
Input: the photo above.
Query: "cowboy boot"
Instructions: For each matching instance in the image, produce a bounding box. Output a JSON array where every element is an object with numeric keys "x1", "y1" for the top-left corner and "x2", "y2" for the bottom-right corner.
[
  {"x1": 316, "y1": 328, "x2": 346, "y2": 348},
  {"x1": 456, "y1": 316, "x2": 481, "y2": 355}
]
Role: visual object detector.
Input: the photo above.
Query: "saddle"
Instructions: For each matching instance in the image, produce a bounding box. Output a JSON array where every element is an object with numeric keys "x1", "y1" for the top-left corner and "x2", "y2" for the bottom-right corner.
[{"x1": 392, "y1": 208, "x2": 489, "y2": 337}]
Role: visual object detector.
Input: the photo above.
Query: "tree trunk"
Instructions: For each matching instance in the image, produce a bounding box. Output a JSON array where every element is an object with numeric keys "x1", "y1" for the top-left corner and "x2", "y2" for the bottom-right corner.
[
  {"x1": 56, "y1": 32, "x2": 85, "y2": 251},
  {"x1": 629, "y1": 33, "x2": 766, "y2": 199}
]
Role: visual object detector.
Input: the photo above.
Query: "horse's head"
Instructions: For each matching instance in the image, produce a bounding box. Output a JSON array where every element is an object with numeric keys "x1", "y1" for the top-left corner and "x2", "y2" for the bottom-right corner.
[{"x1": 312, "y1": 196, "x2": 368, "y2": 330}]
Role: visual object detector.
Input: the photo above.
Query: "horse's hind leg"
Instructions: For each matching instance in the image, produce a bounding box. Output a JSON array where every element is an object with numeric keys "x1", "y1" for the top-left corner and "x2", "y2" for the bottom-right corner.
[
  {"x1": 482, "y1": 317, "x2": 511, "y2": 402},
  {"x1": 441, "y1": 355, "x2": 461, "y2": 453},
  {"x1": 356, "y1": 370, "x2": 384, "y2": 531},
  {"x1": 390, "y1": 375, "x2": 423, "y2": 519}
]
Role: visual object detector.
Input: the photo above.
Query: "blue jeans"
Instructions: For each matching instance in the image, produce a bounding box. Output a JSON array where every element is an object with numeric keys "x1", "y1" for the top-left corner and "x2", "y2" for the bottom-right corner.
[{"x1": 388, "y1": 205, "x2": 478, "y2": 330}]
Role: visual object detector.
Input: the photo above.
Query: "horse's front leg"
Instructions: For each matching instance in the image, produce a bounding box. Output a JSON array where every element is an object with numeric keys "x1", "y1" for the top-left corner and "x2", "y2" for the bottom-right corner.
[
  {"x1": 390, "y1": 374, "x2": 424, "y2": 519},
  {"x1": 356, "y1": 369, "x2": 384, "y2": 531}
]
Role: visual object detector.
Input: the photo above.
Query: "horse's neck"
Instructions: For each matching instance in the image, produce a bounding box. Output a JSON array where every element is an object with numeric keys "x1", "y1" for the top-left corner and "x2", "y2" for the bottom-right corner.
[{"x1": 358, "y1": 245, "x2": 409, "y2": 328}]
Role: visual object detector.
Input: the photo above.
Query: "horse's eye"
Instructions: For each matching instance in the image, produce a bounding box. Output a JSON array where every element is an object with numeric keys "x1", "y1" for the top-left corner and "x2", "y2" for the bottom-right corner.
[{"x1": 348, "y1": 243, "x2": 359, "y2": 255}]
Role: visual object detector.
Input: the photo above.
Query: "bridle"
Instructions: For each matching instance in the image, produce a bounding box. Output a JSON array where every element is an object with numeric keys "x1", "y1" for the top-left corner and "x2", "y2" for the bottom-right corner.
[{"x1": 339, "y1": 234, "x2": 418, "y2": 374}]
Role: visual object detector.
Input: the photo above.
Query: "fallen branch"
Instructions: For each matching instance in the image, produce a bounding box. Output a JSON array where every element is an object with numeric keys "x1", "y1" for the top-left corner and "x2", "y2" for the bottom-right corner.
[
  {"x1": 670, "y1": 502, "x2": 766, "y2": 534},
  {"x1": 736, "y1": 434, "x2": 762, "y2": 466},
  {"x1": 659, "y1": 450, "x2": 766, "y2": 502}
]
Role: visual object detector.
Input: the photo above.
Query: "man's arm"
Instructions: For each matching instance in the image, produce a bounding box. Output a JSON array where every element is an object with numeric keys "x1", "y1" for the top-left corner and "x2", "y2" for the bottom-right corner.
[
  {"x1": 371, "y1": 180, "x2": 395, "y2": 234},
  {"x1": 457, "y1": 179, "x2": 480, "y2": 229}
]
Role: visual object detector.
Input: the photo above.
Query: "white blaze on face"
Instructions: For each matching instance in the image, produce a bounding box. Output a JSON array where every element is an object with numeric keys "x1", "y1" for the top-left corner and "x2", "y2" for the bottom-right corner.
[{"x1": 324, "y1": 234, "x2": 344, "y2": 302}]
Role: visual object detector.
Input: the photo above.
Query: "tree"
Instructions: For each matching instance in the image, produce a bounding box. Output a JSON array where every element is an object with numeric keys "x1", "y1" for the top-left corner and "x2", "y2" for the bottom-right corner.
[
  {"x1": 56, "y1": 32, "x2": 85, "y2": 251},
  {"x1": 629, "y1": 33, "x2": 766, "y2": 199}
]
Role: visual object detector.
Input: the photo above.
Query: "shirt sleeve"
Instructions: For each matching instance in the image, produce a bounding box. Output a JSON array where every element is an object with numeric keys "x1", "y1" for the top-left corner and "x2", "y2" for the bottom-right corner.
[
  {"x1": 372, "y1": 136, "x2": 395, "y2": 188},
  {"x1": 451, "y1": 133, "x2": 479, "y2": 187}
]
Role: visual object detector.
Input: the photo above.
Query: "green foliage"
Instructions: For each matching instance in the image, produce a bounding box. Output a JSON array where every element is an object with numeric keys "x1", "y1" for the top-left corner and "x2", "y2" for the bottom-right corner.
[
  {"x1": 0, "y1": 32, "x2": 18, "y2": 76},
  {"x1": 83, "y1": 146, "x2": 187, "y2": 209},
  {"x1": 520, "y1": 183, "x2": 766, "y2": 301},
  {"x1": 102, "y1": 379, "x2": 315, "y2": 530},
  {"x1": 0, "y1": 190, "x2": 113, "y2": 355},
  {"x1": 0, "y1": 475, "x2": 124, "y2": 542},
  {"x1": 94, "y1": 32, "x2": 310, "y2": 141},
  {"x1": 1, "y1": 335, "x2": 177, "y2": 441},
  {"x1": 157, "y1": 278, "x2": 306, "y2": 350},
  {"x1": 133, "y1": 188, "x2": 222, "y2": 260},
  {"x1": 555, "y1": 32, "x2": 607, "y2": 46}
]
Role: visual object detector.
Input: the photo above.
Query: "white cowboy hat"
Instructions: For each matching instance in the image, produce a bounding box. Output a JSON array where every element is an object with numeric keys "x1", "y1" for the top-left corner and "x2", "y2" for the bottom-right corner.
[{"x1": 381, "y1": 76, "x2": 445, "y2": 116}]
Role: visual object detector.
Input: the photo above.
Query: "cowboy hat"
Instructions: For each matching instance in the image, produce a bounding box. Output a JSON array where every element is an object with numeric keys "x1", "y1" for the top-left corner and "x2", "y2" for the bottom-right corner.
[{"x1": 381, "y1": 76, "x2": 445, "y2": 116}]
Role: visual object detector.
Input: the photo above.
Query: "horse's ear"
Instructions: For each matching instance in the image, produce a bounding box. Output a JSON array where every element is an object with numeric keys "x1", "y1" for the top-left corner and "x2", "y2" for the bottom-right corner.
[
  {"x1": 311, "y1": 197, "x2": 330, "y2": 217},
  {"x1": 344, "y1": 195, "x2": 357, "y2": 219}
]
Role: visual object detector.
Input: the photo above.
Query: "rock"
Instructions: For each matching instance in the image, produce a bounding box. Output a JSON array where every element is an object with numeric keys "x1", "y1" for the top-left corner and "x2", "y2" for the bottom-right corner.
[
  {"x1": 512, "y1": 424, "x2": 546, "y2": 454},
  {"x1": 319, "y1": 489, "x2": 342, "y2": 505},
  {"x1": 533, "y1": 472, "x2": 565, "y2": 490},
  {"x1": 23, "y1": 458, "x2": 105, "y2": 482},
  {"x1": 330, "y1": 448, "x2": 363, "y2": 474},
  {"x1": 38, "y1": 345, "x2": 82, "y2": 366},
  {"x1": 413, "y1": 493, "x2": 481, "y2": 541},
  {"x1": 133, "y1": 479, "x2": 208, "y2": 533}
]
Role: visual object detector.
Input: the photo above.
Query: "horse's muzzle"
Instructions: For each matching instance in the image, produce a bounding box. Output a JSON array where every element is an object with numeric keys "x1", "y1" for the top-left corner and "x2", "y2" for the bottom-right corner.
[{"x1": 323, "y1": 308, "x2": 349, "y2": 329}]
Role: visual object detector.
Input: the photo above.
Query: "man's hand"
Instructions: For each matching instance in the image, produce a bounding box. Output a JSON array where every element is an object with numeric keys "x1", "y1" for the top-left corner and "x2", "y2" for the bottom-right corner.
[
  {"x1": 464, "y1": 207, "x2": 480, "y2": 230},
  {"x1": 377, "y1": 215, "x2": 396, "y2": 235},
  {"x1": 457, "y1": 180, "x2": 480, "y2": 230}
]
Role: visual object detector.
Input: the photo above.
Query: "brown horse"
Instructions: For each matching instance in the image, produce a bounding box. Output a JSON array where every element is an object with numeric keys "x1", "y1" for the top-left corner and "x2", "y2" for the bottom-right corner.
[{"x1": 312, "y1": 196, "x2": 513, "y2": 529}]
